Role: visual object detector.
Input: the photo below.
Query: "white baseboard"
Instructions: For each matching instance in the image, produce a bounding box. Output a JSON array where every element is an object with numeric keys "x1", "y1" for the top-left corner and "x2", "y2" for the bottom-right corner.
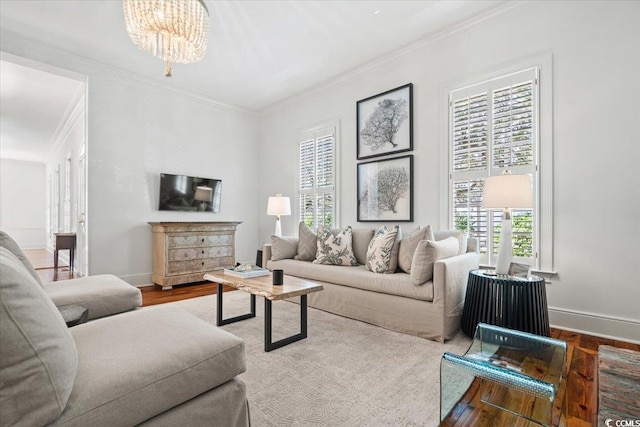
[
  {"x1": 549, "y1": 306, "x2": 640, "y2": 344},
  {"x1": 119, "y1": 273, "x2": 153, "y2": 288}
]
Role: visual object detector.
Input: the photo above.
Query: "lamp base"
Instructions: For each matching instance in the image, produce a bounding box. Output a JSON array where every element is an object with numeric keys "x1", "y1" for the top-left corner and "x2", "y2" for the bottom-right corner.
[
  {"x1": 495, "y1": 210, "x2": 512, "y2": 275},
  {"x1": 274, "y1": 217, "x2": 282, "y2": 237}
]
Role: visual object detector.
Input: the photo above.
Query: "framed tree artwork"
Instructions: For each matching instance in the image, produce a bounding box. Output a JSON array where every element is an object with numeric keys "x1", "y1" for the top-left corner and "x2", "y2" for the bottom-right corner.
[
  {"x1": 357, "y1": 155, "x2": 413, "y2": 222},
  {"x1": 357, "y1": 83, "x2": 413, "y2": 160}
]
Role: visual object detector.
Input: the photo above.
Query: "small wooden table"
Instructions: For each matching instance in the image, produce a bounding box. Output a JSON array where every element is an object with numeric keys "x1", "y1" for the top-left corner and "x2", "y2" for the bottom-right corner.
[
  {"x1": 204, "y1": 272, "x2": 323, "y2": 352},
  {"x1": 54, "y1": 233, "x2": 76, "y2": 272}
]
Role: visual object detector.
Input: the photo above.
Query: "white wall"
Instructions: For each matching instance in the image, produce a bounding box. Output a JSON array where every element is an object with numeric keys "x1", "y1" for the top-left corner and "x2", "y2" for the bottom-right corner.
[
  {"x1": 87, "y1": 78, "x2": 259, "y2": 285},
  {"x1": 257, "y1": 1, "x2": 640, "y2": 342},
  {"x1": 1, "y1": 33, "x2": 260, "y2": 286},
  {"x1": 0, "y1": 158, "x2": 46, "y2": 248}
]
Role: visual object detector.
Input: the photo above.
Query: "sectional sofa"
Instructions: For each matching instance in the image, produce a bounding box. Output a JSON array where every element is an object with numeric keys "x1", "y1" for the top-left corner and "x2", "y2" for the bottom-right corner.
[
  {"x1": 263, "y1": 225, "x2": 479, "y2": 343},
  {"x1": 0, "y1": 232, "x2": 249, "y2": 427}
]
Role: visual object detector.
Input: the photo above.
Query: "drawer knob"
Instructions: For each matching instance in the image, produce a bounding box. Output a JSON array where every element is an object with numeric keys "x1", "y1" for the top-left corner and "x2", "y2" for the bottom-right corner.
[
  {"x1": 202, "y1": 238, "x2": 205, "y2": 242},
  {"x1": 202, "y1": 250, "x2": 204, "y2": 254},
  {"x1": 202, "y1": 262, "x2": 205, "y2": 266}
]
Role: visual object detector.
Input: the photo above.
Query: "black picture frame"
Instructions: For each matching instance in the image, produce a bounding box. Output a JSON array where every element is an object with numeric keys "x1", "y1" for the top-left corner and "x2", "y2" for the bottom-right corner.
[
  {"x1": 357, "y1": 155, "x2": 413, "y2": 222},
  {"x1": 357, "y1": 83, "x2": 413, "y2": 160}
]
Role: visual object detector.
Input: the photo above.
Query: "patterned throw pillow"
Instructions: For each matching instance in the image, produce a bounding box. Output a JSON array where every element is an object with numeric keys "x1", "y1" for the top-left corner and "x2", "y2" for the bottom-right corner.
[
  {"x1": 294, "y1": 222, "x2": 317, "y2": 261},
  {"x1": 313, "y1": 226, "x2": 358, "y2": 266},
  {"x1": 366, "y1": 225, "x2": 400, "y2": 274},
  {"x1": 398, "y1": 225, "x2": 434, "y2": 274}
]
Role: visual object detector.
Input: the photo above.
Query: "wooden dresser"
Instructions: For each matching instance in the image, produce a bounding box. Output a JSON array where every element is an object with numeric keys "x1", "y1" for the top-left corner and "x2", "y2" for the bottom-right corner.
[{"x1": 149, "y1": 222, "x2": 242, "y2": 290}]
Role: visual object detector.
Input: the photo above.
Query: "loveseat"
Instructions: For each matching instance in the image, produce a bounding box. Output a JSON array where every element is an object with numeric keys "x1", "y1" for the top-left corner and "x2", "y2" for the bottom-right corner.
[
  {"x1": 0, "y1": 234, "x2": 249, "y2": 427},
  {"x1": 263, "y1": 224, "x2": 479, "y2": 342}
]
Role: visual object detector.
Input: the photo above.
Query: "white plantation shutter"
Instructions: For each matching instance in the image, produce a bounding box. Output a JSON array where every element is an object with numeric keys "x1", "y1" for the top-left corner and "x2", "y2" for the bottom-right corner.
[
  {"x1": 452, "y1": 93, "x2": 488, "y2": 172},
  {"x1": 449, "y1": 68, "x2": 538, "y2": 267},
  {"x1": 299, "y1": 127, "x2": 336, "y2": 228}
]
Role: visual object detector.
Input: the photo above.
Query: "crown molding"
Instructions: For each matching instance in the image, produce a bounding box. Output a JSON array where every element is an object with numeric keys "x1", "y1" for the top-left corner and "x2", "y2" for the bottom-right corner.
[
  {"x1": 259, "y1": 1, "x2": 529, "y2": 117},
  {"x1": 0, "y1": 28, "x2": 256, "y2": 116}
]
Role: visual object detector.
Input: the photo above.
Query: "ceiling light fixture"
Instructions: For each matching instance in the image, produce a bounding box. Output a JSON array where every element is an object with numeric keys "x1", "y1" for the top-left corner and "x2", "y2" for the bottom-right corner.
[{"x1": 123, "y1": 0, "x2": 210, "y2": 77}]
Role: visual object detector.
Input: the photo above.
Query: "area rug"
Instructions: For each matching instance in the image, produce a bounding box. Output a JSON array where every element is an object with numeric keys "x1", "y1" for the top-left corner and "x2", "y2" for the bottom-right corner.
[
  {"x1": 598, "y1": 345, "x2": 640, "y2": 425},
  {"x1": 163, "y1": 291, "x2": 472, "y2": 426}
]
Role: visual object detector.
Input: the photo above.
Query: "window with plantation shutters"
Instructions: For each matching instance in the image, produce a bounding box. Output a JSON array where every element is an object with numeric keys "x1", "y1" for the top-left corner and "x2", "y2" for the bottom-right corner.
[
  {"x1": 449, "y1": 68, "x2": 539, "y2": 268},
  {"x1": 299, "y1": 126, "x2": 336, "y2": 229}
]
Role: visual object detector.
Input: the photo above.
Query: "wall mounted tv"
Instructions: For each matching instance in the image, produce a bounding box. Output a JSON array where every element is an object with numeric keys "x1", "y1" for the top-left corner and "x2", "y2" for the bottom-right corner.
[{"x1": 159, "y1": 173, "x2": 222, "y2": 212}]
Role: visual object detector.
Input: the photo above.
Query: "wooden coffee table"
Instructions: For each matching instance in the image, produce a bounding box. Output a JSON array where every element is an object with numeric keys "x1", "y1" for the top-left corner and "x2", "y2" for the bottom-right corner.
[{"x1": 204, "y1": 272, "x2": 323, "y2": 352}]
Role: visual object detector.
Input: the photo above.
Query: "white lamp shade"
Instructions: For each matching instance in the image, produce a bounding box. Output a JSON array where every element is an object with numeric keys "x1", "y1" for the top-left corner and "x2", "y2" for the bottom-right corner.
[
  {"x1": 482, "y1": 174, "x2": 533, "y2": 209},
  {"x1": 194, "y1": 186, "x2": 213, "y2": 202},
  {"x1": 267, "y1": 194, "x2": 291, "y2": 216}
]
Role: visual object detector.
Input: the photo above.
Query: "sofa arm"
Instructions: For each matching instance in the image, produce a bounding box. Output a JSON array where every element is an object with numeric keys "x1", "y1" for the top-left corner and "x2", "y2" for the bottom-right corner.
[
  {"x1": 433, "y1": 252, "x2": 479, "y2": 317},
  {"x1": 262, "y1": 244, "x2": 272, "y2": 270}
]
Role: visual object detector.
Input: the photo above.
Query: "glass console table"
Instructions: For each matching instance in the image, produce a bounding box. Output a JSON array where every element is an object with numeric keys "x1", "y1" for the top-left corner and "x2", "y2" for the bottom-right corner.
[{"x1": 441, "y1": 323, "x2": 567, "y2": 426}]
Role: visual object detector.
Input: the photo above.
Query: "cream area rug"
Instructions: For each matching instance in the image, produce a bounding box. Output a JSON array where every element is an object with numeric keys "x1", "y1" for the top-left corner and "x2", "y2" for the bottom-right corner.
[{"x1": 165, "y1": 291, "x2": 472, "y2": 426}]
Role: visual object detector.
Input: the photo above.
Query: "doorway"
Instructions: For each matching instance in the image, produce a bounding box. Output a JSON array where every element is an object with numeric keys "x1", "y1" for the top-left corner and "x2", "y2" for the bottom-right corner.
[{"x1": 0, "y1": 53, "x2": 89, "y2": 275}]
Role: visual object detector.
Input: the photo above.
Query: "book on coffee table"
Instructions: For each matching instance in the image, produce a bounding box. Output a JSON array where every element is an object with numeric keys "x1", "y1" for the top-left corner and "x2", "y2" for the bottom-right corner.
[{"x1": 223, "y1": 268, "x2": 270, "y2": 279}]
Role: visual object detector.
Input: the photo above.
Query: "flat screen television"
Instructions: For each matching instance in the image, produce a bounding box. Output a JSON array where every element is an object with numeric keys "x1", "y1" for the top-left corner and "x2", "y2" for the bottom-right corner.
[{"x1": 159, "y1": 173, "x2": 222, "y2": 212}]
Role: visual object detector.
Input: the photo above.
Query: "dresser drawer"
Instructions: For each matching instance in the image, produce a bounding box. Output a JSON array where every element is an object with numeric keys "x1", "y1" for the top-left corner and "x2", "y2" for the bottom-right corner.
[
  {"x1": 168, "y1": 233, "x2": 232, "y2": 248},
  {"x1": 168, "y1": 246, "x2": 232, "y2": 261},
  {"x1": 168, "y1": 256, "x2": 234, "y2": 275}
]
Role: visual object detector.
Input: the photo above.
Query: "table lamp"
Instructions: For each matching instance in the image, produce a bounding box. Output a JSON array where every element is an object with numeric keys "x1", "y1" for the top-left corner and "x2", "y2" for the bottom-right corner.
[
  {"x1": 267, "y1": 194, "x2": 291, "y2": 236},
  {"x1": 482, "y1": 172, "x2": 533, "y2": 275},
  {"x1": 194, "y1": 186, "x2": 213, "y2": 211}
]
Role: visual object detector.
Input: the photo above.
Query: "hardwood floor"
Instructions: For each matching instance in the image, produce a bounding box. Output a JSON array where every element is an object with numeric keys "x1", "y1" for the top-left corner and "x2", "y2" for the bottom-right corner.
[
  {"x1": 24, "y1": 249, "x2": 76, "y2": 283},
  {"x1": 140, "y1": 281, "x2": 233, "y2": 306},
  {"x1": 30, "y1": 248, "x2": 637, "y2": 426}
]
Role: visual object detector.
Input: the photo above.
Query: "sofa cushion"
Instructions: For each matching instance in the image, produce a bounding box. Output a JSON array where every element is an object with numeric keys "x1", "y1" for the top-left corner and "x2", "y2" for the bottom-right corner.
[
  {"x1": 366, "y1": 225, "x2": 399, "y2": 274},
  {"x1": 294, "y1": 222, "x2": 316, "y2": 261},
  {"x1": 54, "y1": 306, "x2": 246, "y2": 426},
  {"x1": 410, "y1": 237, "x2": 459, "y2": 285},
  {"x1": 313, "y1": 226, "x2": 358, "y2": 266},
  {"x1": 269, "y1": 259, "x2": 434, "y2": 301},
  {"x1": 44, "y1": 274, "x2": 142, "y2": 320},
  {"x1": 398, "y1": 225, "x2": 434, "y2": 273},
  {"x1": 0, "y1": 230, "x2": 43, "y2": 287},
  {"x1": 351, "y1": 228, "x2": 375, "y2": 265},
  {"x1": 270, "y1": 235, "x2": 299, "y2": 260},
  {"x1": 0, "y1": 247, "x2": 78, "y2": 427}
]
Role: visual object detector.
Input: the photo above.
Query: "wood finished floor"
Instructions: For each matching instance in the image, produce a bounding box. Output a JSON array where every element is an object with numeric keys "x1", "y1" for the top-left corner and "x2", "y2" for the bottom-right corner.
[{"x1": 29, "y1": 248, "x2": 638, "y2": 426}]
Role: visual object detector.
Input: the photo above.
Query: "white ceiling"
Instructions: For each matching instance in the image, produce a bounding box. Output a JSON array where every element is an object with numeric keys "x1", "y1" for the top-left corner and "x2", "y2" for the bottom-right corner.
[{"x1": 0, "y1": 0, "x2": 506, "y2": 162}]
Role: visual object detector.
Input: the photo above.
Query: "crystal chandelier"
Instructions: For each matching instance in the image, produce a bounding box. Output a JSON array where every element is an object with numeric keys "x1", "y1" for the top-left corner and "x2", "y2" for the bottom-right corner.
[{"x1": 123, "y1": 0, "x2": 209, "y2": 77}]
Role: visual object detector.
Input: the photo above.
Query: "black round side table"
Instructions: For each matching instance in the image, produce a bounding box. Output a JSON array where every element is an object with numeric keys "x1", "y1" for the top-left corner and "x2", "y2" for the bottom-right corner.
[{"x1": 461, "y1": 269, "x2": 549, "y2": 337}]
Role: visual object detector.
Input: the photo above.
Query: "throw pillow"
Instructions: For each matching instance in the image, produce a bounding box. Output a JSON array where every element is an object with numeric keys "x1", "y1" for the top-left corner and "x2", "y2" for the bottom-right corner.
[
  {"x1": 0, "y1": 247, "x2": 78, "y2": 426},
  {"x1": 398, "y1": 225, "x2": 434, "y2": 274},
  {"x1": 270, "y1": 236, "x2": 298, "y2": 261},
  {"x1": 294, "y1": 222, "x2": 316, "y2": 261},
  {"x1": 366, "y1": 225, "x2": 400, "y2": 274},
  {"x1": 313, "y1": 226, "x2": 358, "y2": 266},
  {"x1": 410, "y1": 237, "x2": 459, "y2": 286},
  {"x1": 434, "y1": 230, "x2": 468, "y2": 255},
  {"x1": 351, "y1": 228, "x2": 375, "y2": 265},
  {"x1": 0, "y1": 231, "x2": 43, "y2": 287}
]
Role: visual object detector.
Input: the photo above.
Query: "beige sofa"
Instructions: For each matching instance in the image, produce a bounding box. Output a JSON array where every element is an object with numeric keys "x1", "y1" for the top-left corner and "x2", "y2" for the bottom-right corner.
[
  {"x1": 0, "y1": 233, "x2": 249, "y2": 427},
  {"x1": 263, "y1": 228, "x2": 479, "y2": 343}
]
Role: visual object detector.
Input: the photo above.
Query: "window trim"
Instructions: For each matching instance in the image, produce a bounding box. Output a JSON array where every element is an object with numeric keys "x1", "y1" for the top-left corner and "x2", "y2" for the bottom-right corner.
[
  {"x1": 296, "y1": 120, "x2": 340, "y2": 229},
  {"x1": 439, "y1": 54, "x2": 554, "y2": 273}
]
